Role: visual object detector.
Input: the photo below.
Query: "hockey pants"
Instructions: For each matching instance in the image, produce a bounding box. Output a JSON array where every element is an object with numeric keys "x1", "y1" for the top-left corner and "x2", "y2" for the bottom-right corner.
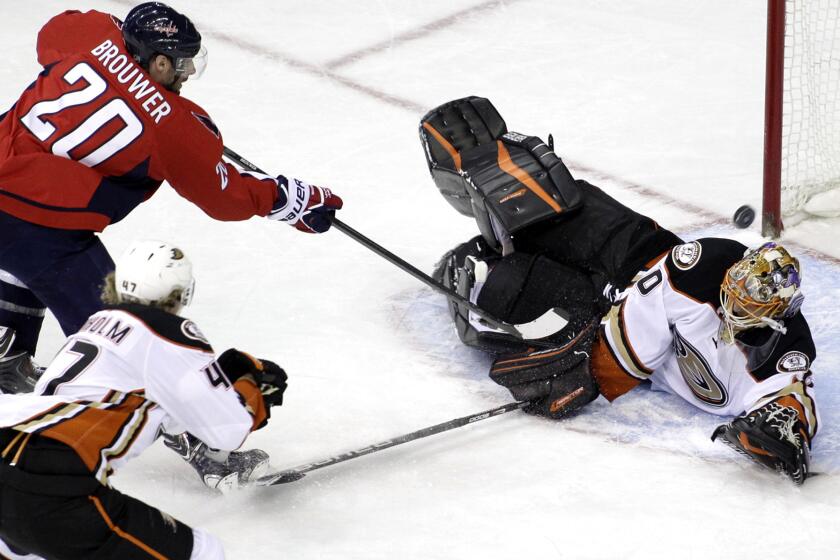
[
  {"x1": 0, "y1": 429, "x2": 223, "y2": 559},
  {"x1": 0, "y1": 211, "x2": 114, "y2": 356}
]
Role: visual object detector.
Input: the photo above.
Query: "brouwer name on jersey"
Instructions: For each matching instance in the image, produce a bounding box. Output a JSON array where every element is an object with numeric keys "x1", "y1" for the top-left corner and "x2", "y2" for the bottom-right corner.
[
  {"x1": 673, "y1": 327, "x2": 728, "y2": 407},
  {"x1": 90, "y1": 39, "x2": 172, "y2": 123}
]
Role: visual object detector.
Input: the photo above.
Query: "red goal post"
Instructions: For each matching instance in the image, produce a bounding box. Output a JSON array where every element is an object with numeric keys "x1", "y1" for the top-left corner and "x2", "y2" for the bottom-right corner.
[{"x1": 763, "y1": 0, "x2": 840, "y2": 237}]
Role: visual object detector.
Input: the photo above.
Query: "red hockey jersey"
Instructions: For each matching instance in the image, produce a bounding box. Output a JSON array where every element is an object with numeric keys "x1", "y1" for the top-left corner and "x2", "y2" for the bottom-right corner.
[{"x1": 0, "y1": 10, "x2": 277, "y2": 231}]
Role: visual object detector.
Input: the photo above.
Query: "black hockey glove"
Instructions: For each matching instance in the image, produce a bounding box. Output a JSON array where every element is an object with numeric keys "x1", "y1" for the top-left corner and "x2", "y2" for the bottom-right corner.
[
  {"x1": 217, "y1": 348, "x2": 261, "y2": 382},
  {"x1": 712, "y1": 400, "x2": 811, "y2": 485},
  {"x1": 216, "y1": 349, "x2": 287, "y2": 408},
  {"x1": 255, "y1": 358, "x2": 287, "y2": 408},
  {"x1": 489, "y1": 324, "x2": 600, "y2": 419},
  {"x1": 498, "y1": 357, "x2": 599, "y2": 420}
]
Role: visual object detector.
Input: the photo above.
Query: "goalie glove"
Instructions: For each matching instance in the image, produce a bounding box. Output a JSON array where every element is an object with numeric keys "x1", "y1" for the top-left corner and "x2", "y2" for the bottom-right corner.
[
  {"x1": 267, "y1": 175, "x2": 343, "y2": 233},
  {"x1": 712, "y1": 399, "x2": 812, "y2": 485}
]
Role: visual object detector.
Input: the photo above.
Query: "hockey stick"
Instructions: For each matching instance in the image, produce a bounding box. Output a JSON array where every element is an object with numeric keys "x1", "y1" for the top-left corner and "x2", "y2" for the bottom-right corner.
[
  {"x1": 254, "y1": 400, "x2": 531, "y2": 486},
  {"x1": 222, "y1": 146, "x2": 569, "y2": 342}
]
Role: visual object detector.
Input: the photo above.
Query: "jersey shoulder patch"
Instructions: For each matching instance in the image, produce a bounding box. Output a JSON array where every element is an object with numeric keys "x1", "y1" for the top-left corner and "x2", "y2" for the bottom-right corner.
[
  {"x1": 665, "y1": 238, "x2": 747, "y2": 305},
  {"x1": 109, "y1": 304, "x2": 213, "y2": 352},
  {"x1": 670, "y1": 241, "x2": 702, "y2": 270},
  {"x1": 738, "y1": 312, "x2": 816, "y2": 380},
  {"x1": 776, "y1": 350, "x2": 811, "y2": 374}
]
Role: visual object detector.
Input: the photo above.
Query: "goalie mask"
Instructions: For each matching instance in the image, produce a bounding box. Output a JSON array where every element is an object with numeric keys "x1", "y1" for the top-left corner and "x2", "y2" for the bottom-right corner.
[
  {"x1": 115, "y1": 240, "x2": 195, "y2": 309},
  {"x1": 719, "y1": 242, "x2": 803, "y2": 342}
]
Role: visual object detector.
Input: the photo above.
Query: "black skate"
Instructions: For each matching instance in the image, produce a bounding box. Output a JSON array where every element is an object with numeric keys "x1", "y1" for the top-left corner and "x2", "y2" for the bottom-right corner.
[
  {"x1": 712, "y1": 401, "x2": 811, "y2": 485},
  {"x1": 0, "y1": 352, "x2": 43, "y2": 394},
  {"x1": 162, "y1": 432, "x2": 270, "y2": 492}
]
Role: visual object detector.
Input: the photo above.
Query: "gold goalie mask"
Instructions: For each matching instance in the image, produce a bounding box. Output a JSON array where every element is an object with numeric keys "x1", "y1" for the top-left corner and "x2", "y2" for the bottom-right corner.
[{"x1": 719, "y1": 243, "x2": 804, "y2": 343}]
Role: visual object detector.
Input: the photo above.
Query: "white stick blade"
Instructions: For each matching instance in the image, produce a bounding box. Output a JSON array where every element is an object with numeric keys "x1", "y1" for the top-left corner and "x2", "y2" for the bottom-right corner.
[{"x1": 515, "y1": 308, "x2": 569, "y2": 340}]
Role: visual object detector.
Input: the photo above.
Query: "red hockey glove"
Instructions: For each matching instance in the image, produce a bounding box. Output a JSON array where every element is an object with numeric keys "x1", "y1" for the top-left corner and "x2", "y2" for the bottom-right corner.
[{"x1": 267, "y1": 175, "x2": 343, "y2": 233}]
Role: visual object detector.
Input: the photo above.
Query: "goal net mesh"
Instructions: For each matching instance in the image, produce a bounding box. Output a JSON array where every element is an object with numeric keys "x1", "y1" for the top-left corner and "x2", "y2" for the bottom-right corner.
[{"x1": 781, "y1": 0, "x2": 840, "y2": 215}]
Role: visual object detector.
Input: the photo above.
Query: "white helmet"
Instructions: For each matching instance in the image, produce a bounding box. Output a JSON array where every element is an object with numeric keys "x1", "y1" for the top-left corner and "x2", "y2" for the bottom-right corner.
[{"x1": 115, "y1": 240, "x2": 195, "y2": 308}]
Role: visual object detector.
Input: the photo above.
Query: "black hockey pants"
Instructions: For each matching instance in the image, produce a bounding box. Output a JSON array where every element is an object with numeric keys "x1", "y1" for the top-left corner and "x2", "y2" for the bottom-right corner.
[
  {"x1": 515, "y1": 180, "x2": 684, "y2": 293},
  {"x1": 0, "y1": 429, "x2": 194, "y2": 559}
]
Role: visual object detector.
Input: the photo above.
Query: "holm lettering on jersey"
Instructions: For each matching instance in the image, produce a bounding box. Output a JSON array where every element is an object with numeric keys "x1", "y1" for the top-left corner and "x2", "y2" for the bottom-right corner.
[
  {"x1": 90, "y1": 39, "x2": 172, "y2": 123},
  {"x1": 79, "y1": 314, "x2": 133, "y2": 344}
]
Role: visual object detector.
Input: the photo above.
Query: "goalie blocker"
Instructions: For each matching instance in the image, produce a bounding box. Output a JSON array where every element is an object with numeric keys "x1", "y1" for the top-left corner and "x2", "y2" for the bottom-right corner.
[{"x1": 489, "y1": 321, "x2": 601, "y2": 419}]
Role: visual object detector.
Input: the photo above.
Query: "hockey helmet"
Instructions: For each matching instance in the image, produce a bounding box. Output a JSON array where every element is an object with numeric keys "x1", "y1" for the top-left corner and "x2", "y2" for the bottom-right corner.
[
  {"x1": 719, "y1": 242, "x2": 803, "y2": 340},
  {"x1": 115, "y1": 240, "x2": 195, "y2": 309},
  {"x1": 122, "y1": 2, "x2": 207, "y2": 78}
]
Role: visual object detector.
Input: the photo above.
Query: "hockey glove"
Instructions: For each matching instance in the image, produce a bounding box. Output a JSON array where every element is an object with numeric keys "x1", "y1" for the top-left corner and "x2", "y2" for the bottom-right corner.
[
  {"x1": 216, "y1": 349, "x2": 288, "y2": 431},
  {"x1": 501, "y1": 358, "x2": 599, "y2": 419},
  {"x1": 267, "y1": 175, "x2": 343, "y2": 233},
  {"x1": 216, "y1": 349, "x2": 287, "y2": 406},
  {"x1": 217, "y1": 348, "x2": 262, "y2": 382},
  {"x1": 255, "y1": 358, "x2": 288, "y2": 408},
  {"x1": 490, "y1": 324, "x2": 599, "y2": 419},
  {"x1": 712, "y1": 400, "x2": 811, "y2": 485}
]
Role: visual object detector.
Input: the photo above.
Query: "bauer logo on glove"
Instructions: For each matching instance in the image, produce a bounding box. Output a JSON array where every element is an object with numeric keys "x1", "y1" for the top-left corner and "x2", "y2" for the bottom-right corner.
[{"x1": 268, "y1": 175, "x2": 343, "y2": 233}]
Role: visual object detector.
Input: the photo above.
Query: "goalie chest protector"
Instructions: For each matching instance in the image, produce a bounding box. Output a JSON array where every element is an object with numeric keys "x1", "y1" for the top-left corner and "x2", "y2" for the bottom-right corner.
[{"x1": 419, "y1": 96, "x2": 582, "y2": 253}]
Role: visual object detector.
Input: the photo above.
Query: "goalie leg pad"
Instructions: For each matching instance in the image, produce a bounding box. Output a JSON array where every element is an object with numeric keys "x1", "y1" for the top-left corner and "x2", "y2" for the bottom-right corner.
[
  {"x1": 476, "y1": 253, "x2": 598, "y2": 346},
  {"x1": 434, "y1": 239, "x2": 599, "y2": 354},
  {"x1": 420, "y1": 96, "x2": 582, "y2": 252},
  {"x1": 419, "y1": 96, "x2": 508, "y2": 218},
  {"x1": 433, "y1": 237, "x2": 528, "y2": 354}
]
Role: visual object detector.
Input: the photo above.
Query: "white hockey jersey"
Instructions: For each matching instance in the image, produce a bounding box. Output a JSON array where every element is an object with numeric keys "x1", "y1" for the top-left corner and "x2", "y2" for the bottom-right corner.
[
  {"x1": 0, "y1": 304, "x2": 264, "y2": 484},
  {"x1": 596, "y1": 238, "x2": 818, "y2": 439}
]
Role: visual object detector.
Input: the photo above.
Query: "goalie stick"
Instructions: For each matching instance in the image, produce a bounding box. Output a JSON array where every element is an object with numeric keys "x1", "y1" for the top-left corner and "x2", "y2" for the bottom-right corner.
[
  {"x1": 222, "y1": 146, "x2": 569, "y2": 343},
  {"x1": 254, "y1": 400, "x2": 531, "y2": 486}
]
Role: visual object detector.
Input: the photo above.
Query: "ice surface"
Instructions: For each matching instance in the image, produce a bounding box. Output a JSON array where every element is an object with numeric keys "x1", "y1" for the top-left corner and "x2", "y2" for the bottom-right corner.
[{"x1": 3, "y1": 1, "x2": 839, "y2": 558}]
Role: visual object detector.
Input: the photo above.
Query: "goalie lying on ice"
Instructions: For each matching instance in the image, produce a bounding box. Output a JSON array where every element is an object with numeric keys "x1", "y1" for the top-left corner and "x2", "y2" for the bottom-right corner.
[{"x1": 421, "y1": 96, "x2": 819, "y2": 485}]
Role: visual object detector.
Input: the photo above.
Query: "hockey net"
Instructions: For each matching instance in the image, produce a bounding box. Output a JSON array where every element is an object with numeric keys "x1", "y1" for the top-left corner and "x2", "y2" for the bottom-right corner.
[{"x1": 763, "y1": 0, "x2": 840, "y2": 236}]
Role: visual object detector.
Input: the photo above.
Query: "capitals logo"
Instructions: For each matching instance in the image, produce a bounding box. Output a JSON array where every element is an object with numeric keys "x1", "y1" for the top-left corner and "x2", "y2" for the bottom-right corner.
[{"x1": 153, "y1": 21, "x2": 179, "y2": 37}]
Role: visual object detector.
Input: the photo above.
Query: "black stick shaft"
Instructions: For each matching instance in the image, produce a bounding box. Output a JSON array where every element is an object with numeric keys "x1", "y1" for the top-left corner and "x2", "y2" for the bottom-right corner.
[
  {"x1": 221, "y1": 146, "x2": 531, "y2": 338},
  {"x1": 329, "y1": 218, "x2": 526, "y2": 336},
  {"x1": 267, "y1": 400, "x2": 530, "y2": 482}
]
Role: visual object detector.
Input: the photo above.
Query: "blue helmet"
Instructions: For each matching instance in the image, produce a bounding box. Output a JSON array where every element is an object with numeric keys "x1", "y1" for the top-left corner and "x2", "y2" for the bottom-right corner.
[{"x1": 122, "y1": 2, "x2": 202, "y2": 68}]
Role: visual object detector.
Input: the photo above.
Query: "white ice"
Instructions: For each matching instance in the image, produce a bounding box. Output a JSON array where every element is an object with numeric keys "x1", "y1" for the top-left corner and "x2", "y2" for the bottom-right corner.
[{"x1": 3, "y1": 1, "x2": 840, "y2": 558}]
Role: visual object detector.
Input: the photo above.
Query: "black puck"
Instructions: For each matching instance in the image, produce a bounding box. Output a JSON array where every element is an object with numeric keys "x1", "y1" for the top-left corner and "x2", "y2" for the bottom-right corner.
[{"x1": 733, "y1": 205, "x2": 756, "y2": 229}]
